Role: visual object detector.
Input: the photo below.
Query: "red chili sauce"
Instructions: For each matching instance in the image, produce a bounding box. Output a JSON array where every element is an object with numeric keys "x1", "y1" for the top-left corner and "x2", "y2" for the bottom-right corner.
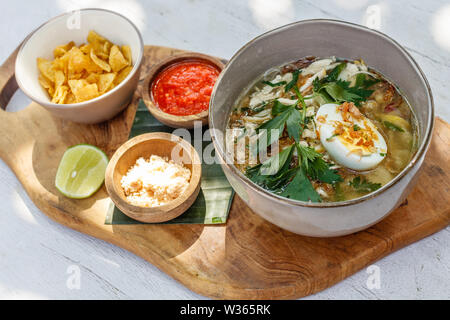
[{"x1": 151, "y1": 60, "x2": 220, "y2": 116}]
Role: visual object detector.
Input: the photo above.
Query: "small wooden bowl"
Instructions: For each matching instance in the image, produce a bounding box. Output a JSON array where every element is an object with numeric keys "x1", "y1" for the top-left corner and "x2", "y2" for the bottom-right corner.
[
  {"x1": 105, "y1": 132, "x2": 202, "y2": 223},
  {"x1": 142, "y1": 52, "x2": 225, "y2": 128}
]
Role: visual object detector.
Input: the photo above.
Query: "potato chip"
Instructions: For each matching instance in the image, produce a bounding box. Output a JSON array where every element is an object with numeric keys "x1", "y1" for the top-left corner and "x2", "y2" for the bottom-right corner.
[
  {"x1": 55, "y1": 70, "x2": 66, "y2": 88},
  {"x1": 114, "y1": 66, "x2": 133, "y2": 85},
  {"x1": 54, "y1": 52, "x2": 71, "y2": 76},
  {"x1": 121, "y1": 45, "x2": 132, "y2": 65},
  {"x1": 67, "y1": 47, "x2": 89, "y2": 74},
  {"x1": 83, "y1": 42, "x2": 109, "y2": 60},
  {"x1": 37, "y1": 58, "x2": 55, "y2": 82},
  {"x1": 65, "y1": 93, "x2": 76, "y2": 104},
  {"x1": 109, "y1": 45, "x2": 128, "y2": 72},
  {"x1": 52, "y1": 85, "x2": 69, "y2": 104},
  {"x1": 68, "y1": 79, "x2": 86, "y2": 91},
  {"x1": 52, "y1": 57, "x2": 65, "y2": 71},
  {"x1": 77, "y1": 84, "x2": 99, "y2": 102},
  {"x1": 85, "y1": 73, "x2": 100, "y2": 84},
  {"x1": 55, "y1": 45, "x2": 73, "y2": 59},
  {"x1": 97, "y1": 73, "x2": 116, "y2": 94},
  {"x1": 72, "y1": 48, "x2": 103, "y2": 77},
  {"x1": 96, "y1": 50, "x2": 110, "y2": 60},
  {"x1": 79, "y1": 43, "x2": 91, "y2": 55},
  {"x1": 68, "y1": 80, "x2": 99, "y2": 102},
  {"x1": 37, "y1": 30, "x2": 132, "y2": 104},
  {"x1": 53, "y1": 41, "x2": 75, "y2": 58},
  {"x1": 87, "y1": 31, "x2": 111, "y2": 58},
  {"x1": 87, "y1": 30, "x2": 107, "y2": 44},
  {"x1": 103, "y1": 41, "x2": 112, "y2": 55},
  {"x1": 69, "y1": 72, "x2": 86, "y2": 80},
  {"x1": 54, "y1": 48, "x2": 66, "y2": 59},
  {"x1": 38, "y1": 74, "x2": 54, "y2": 96},
  {"x1": 90, "y1": 49, "x2": 111, "y2": 72}
]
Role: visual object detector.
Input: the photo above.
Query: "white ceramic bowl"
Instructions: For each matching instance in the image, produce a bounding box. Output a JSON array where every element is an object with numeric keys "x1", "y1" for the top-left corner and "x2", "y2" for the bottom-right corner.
[{"x1": 15, "y1": 8, "x2": 144, "y2": 124}]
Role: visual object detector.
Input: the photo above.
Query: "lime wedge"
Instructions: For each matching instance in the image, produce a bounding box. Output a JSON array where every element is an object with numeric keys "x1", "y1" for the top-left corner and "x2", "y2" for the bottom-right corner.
[{"x1": 55, "y1": 144, "x2": 109, "y2": 199}]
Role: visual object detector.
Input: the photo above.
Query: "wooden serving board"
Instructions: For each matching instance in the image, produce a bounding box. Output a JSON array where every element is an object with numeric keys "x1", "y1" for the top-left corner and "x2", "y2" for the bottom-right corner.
[{"x1": 0, "y1": 45, "x2": 449, "y2": 300}]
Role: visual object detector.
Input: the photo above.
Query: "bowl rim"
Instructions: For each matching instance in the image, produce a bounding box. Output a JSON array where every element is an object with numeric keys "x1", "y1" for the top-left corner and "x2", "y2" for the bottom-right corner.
[
  {"x1": 15, "y1": 8, "x2": 144, "y2": 109},
  {"x1": 209, "y1": 18, "x2": 435, "y2": 208},
  {"x1": 142, "y1": 52, "x2": 225, "y2": 128},
  {"x1": 105, "y1": 132, "x2": 202, "y2": 222}
]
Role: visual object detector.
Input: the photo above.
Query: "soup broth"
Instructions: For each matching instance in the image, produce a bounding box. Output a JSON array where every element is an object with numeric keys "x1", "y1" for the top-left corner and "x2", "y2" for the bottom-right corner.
[{"x1": 227, "y1": 57, "x2": 418, "y2": 202}]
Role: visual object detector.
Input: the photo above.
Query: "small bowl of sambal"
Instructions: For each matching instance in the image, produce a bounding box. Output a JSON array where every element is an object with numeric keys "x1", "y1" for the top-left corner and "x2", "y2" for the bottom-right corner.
[{"x1": 143, "y1": 52, "x2": 224, "y2": 128}]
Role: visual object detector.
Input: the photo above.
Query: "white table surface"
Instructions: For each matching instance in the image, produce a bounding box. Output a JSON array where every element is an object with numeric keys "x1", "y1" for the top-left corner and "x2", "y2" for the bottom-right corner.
[{"x1": 0, "y1": 0, "x2": 449, "y2": 300}]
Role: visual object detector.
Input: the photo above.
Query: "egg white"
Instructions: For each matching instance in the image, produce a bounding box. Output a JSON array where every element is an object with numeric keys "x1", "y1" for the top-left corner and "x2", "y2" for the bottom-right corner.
[{"x1": 315, "y1": 103, "x2": 387, "y2": 171}]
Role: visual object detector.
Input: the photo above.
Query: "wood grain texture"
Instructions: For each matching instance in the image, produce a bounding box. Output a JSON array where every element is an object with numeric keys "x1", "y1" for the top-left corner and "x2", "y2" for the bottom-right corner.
[{"x1": 0, "y1": 45, "x2": 448, "y2": 300}]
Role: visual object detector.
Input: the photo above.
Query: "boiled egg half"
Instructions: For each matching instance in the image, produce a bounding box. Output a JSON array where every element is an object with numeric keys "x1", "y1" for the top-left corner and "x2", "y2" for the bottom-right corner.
[{"x1": 315, "y1": 103, "x2": 387, "y2": 171}]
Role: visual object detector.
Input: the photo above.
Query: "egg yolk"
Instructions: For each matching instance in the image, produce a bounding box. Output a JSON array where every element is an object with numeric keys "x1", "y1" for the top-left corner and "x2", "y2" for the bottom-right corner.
[{"x1": 334, "y1": 120, "x2": 379, "y2": 156}]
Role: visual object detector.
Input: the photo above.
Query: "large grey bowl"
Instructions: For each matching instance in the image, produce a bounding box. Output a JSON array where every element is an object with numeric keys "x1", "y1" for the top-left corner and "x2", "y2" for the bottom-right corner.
[{"x1": 209, "y1": 19, "x2": 434, "y2": 237}]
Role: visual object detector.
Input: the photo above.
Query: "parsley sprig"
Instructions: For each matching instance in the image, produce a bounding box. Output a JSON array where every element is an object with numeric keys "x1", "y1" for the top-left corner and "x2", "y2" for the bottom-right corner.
[
  {"x1": 255, "y1": 100, "x2": 303, "y2": 151},
  {"x1": 256, "y1": 72, "x2": 310, "y2": 151},
  {"x1": 348, "y1": 176, "x2": 381, "y2": 193},
  {"x1": 312, "y1": 62, "x2": 376, "y2": 106},
  {"x1": 246, "y1": 143, "x2": 342, "y2": 202},
  {"x1": 284, "y1": 69, "x2": 300, "y2": 92}
]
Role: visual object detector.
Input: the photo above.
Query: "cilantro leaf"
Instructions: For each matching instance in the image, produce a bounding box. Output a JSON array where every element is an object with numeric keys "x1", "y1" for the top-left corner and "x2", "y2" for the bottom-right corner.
[
  {"x1": 262, "y1": 80, "x2": 287, "y2": 87},
  {"x1": 284, "y1": 69, "x2": 300, "y2": 92},
  {"x1": 285, "y1": 107, "x2": 302, "y2": 142},
  {"x1": 313, "y1": 77, "x2": 322, "y2": 91},
  {"x1": 252, "y1": 104, "x2": 267, "y2": 113},
  {"x1": 312, "y1": 78, "x2": 333, "y2": 104},
  {"x1": 257, "y1": 101, "x2": 303, "y2": 150},
  {"x1": 326, "y1": 62, "x2": 346, "y2": 82},
  {"x1": 336, "y1": 80, "x2": 373, "y2": 105},
  {"x1": 245, "y1": 162, "x2": 264, "y2": 183},
  {"x1": 312, "y1": 65, "x2": 375, "y2": 106},
  {"x1": 308, "y1": 158, "x2": 343, "y2": 184},
  {"x1": 349, "y1": 176, "x2": 382, "y2": 193},
  {"x1": 246, "y1": 142, "x2": 342, "y2": 203},
  {"x1": 265, "y1": 167, "x2": 297, "y2": 190},
  {"x1": 296, "y1": 143, "x2": 343, "y2": 184},
  {"x1": 354, "y1": 73, "x2": 381, "y2": 90},
  {"x1": 362, "y1": 78, "x2": 380, "y2": 88},
  {"x1": 256, "y1": 107, "x2": 291, "y2": 150},
  {"x1": 280, "y1": 167, "x2": 321, "y2": 202},
  {"x1": 296, "y1": 143, "x2": 321, "y2": 171},
  {"x1": 259, "y1": 145, "x2": 294, "y2": 176},
  {"x1": 246, "y1": 145, "x2": 296, "y2": 191},
  {"x1": 272, "y1": 100, "x2": 291, "y2": 115},
  {"x1": 354, "y1": 73, "x2": 366, "y2": 88},
  {"x1": 320, "y1": 80, "x2": 372, "y2": 106},
  {"x1": 321, "y1": 82, "x2": 360, "y2": 103},
  {"x1": 293, "y1": 86, "x2": 308, "y2": 122},
  {"x1": 326, "y1": 80, "x2": 372, "y2": 105},
  {"x1": 355, "y1": 73, "x2": 381, "y2": 89}
]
